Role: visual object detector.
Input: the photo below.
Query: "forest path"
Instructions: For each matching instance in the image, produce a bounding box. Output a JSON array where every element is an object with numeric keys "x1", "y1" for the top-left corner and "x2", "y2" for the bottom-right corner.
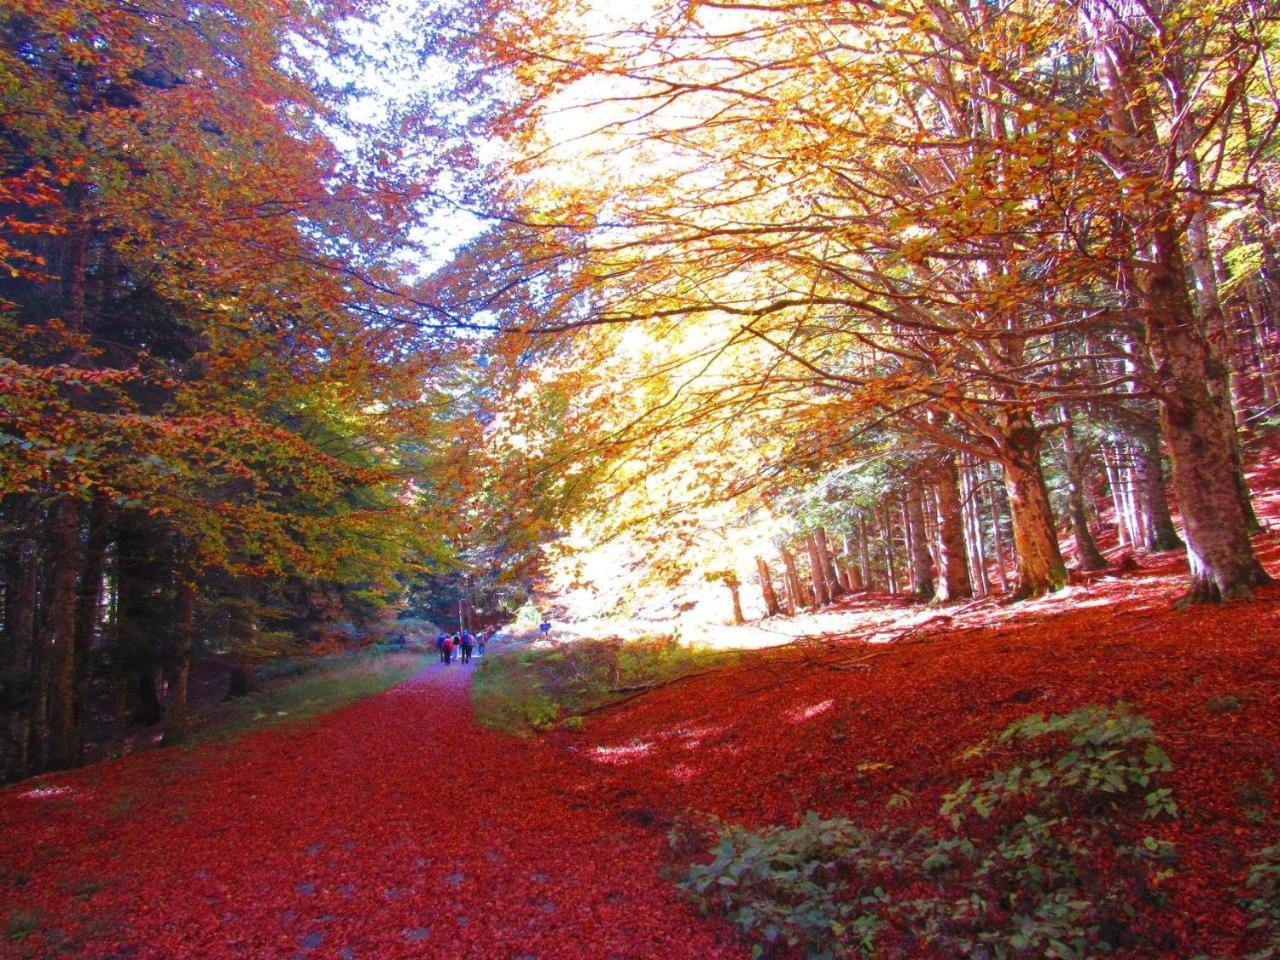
[{"x1": 0, "y1": 661, "x2": 744, "y2": 959}]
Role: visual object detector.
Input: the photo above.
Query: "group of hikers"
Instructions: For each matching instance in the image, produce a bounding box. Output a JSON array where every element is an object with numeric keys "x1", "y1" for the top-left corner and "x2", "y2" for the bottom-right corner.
[{"x1": 435, "y1": 629, "x2": 491, "y2": 665}]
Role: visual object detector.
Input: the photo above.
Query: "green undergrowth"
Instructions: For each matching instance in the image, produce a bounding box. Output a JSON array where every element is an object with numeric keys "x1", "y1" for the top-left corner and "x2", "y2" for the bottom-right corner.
[
  {"x1": 672, "y1": 705, "x2": 1195, "y2": 960},
  {"x1": 1247, "y1": 840, "x2": 1280, "y2": 960},
  {"x1": 471, "y1": 635, "x2": 737, "y2": 733},
  {"x1": 192, "y1": 645, "x2": 433, "y2": 744}
]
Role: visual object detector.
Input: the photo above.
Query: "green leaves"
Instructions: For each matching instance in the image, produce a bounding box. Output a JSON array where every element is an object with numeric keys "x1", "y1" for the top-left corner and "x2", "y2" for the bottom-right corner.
[{"x1": 675, "y1": 705, "x2": 1181, "y2": 959}]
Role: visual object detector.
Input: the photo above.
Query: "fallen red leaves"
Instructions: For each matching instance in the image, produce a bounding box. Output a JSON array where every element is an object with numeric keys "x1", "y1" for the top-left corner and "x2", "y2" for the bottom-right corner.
[
  {"x1": 3, "y1": 548, "x2": 1279, "y2": 958},
  {"x1": 548, "y1": 541, "x2": 1280, "y2": 959},
  {"x1": 0, "y1": 671, "x2": 746, "y2": 959}
]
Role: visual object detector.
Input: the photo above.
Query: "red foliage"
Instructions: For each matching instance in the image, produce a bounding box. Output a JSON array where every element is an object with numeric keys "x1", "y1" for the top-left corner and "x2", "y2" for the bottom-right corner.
[
  {"x1": 552, "y1": 541, "x2": 1280, "y2": 959},
  {"x1": 0, "y1": 674, "x2": 745, "y2": 959},
  {"x1": 3, "y1": 542, "x2": 1279, "y2": 958}
]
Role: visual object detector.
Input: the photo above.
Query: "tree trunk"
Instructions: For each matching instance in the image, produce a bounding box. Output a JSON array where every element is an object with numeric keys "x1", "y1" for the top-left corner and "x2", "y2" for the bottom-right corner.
[
  {"x1": 1058, "y1": 407, "x2": 1108, "y2": 570},
  {"x1": 832, "y1": 555, "x2": 850, "y2": 593},
  {"x1": 1140, "y1": 225, "x2": 1271, "y2": 601},
  {"x1": 72, "y1": 493, "x2": 110, "y2": 761},
  {"x1": 162, "y1": 571, "x2": 197, "y2": 745},
  {"x1": 960, "y1": 454, "x2": 990, "y2": 597},
  {"x1": 813, "y1": 528, "x2": 843, "y2": 599},
  {"x1": 136, "y1": 667, "x2": 164, "y2": 726},
  {"x1": 804, "y1": 532, "x2": 830, "y2": 608},
  {"x1": 905, "y1": 475, "x2": 935, "y2": 601},
  {"x1": 780, "y1": 547, "x2": 802, "y2": 616},
  {"x1": 754, "y1": 556, "x2": 781, "y2": 617},
  {"x1": 1100, "y1": 444, "x2": 1125, "y2": 547},
  {"x1": 880, "y1": 504, "x2": 898, "y2": 594},
  {"x1": 986, "y1": 465, "x2": 1011, "y2": 594},
  {"x1": 727, "y1": 579, "x2": 745, "y2": 625},
  {"x1": 3, "y1": 534, "x2": 39, "y2": 780},
  {"x1": 931, "y1": 453, "x2": 973, "y2": 602},
  {"x1": 857, "y1": 513, "x2": 873, "y2": 590},
  {"x1": 998, "y1": 415, "x2": 1067, "y2": 599},
  {"x1": 842, "y1": 535, "x2": 864, "y2": 591},
  {"x1": 43, "y1": 498, "x2": 82, "y2": 770},
  {"x1": 1084, "y1": 12, "x2": 1268, "y2": 600},
  {"x1": 1129, "y1": 421, "x2": 1183, "y2": 553}
]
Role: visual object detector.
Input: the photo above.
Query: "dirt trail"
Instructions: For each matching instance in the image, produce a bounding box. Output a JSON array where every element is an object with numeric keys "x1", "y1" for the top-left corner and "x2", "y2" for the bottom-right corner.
[{"x1": 0, "y1": 663, "x2": 745, "y2": 960}]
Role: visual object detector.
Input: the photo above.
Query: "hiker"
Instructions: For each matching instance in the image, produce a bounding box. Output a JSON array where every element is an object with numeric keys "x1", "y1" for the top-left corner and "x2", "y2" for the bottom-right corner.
[
  {"x1": 476, "y1": 631, "x2": 487, "y2": 657},
  {"x1": 442, "y1": 634, "x2": 455, "y2": 665},
  {"x1": 460, "y1": 631, "x2": 473, "y2": 664},
  {"x1": 436, "y1": 631, "x2": 447, "y2": 661}
]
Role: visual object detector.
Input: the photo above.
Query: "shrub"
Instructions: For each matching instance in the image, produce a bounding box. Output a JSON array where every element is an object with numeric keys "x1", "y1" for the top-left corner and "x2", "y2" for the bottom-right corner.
[
  {"x1": 674, "y1": 705, "x2": 1179, "y2": 959},
  {"x1": 1245, "y1": 841, "x2": 1280, "y2": 960}
]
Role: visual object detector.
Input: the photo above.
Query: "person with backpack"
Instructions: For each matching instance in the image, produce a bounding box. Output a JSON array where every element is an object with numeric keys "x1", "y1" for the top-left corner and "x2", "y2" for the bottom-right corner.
[
  {"x1": 476, "y1": 631, "x2": 487, "y2": 657},
  {"x1": 436, "y1": 631, "x2": 448, "y2": 663},
  {"x1": 459, "y1": 631, "x2": 474, "y2": 664},
  {"x1": 442, "y1": 634, "x2": 456, "y2": 665}
]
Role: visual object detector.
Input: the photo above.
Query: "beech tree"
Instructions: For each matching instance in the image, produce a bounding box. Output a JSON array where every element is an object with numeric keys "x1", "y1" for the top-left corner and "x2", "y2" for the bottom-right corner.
[{"x1": 456, "y1": 0, "x2": 1279, "y2": 602}]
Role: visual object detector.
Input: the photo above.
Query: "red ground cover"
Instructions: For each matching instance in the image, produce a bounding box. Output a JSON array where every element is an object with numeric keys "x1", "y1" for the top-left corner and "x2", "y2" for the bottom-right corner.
[
  {"x1": 3, "y1": 541, "x2": 1279, "y2": 958},
  {"x1": 0, "y1": 669, "x2": 746, "y2": 959},
  {"x1": 548, "y1": 543, "x2": 1280, "y2": 959}
]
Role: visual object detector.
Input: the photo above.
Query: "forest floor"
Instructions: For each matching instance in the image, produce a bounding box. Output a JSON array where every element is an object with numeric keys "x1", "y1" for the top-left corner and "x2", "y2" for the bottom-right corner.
[{"x1": 4, "y1": 475, "x2": 1280, "y2": 957}]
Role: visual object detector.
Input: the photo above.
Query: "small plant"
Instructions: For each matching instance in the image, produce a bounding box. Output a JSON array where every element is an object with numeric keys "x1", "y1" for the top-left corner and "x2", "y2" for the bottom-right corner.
[
  {"x1": 1245, "y1": 841, "x2": 1280, "y2": 960},
  {"x1": 1205, "y1": 693, "x2": 1243, "y2": 715},
  {"x1": 674, "y1": 705, "x2": 1179, "y2": 959},
  {"x1": 7, "y1": 909, "x2": 40, "y2": 941},
  {"x1": 108, "y1": 790, "x2": 135, "y2": 819}
]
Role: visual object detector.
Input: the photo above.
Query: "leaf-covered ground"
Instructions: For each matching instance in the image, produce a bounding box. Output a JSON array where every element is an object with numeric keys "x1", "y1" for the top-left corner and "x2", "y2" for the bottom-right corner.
[
  {"x1": 0, "y1": 663, "x2": 746, "y2": 959},
  {"x1": 4, "y1": 551, "x2": 1280, "y2": 958}
]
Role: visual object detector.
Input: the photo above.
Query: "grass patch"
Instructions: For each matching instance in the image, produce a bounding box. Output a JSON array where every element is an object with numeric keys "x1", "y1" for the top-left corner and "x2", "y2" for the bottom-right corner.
[
  {"x1": 471, "y1": 635, "x2": 736, "y2": 733},
  {"x1": 7, "y1": 909, "x2": 40, "y2": 941},
  {"x1": 192, "y1": 646, "x2": 433, "y2": 743}
]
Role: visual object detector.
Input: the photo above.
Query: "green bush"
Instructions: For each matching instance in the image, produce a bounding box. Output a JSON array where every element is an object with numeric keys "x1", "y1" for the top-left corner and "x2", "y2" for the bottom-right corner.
[
  {"x1": 674, "y1": 706, "x2": 1179, "y2": 960},
  {"x1": 1246, "y1": 841, "x2": 1280, "y2": 960}
]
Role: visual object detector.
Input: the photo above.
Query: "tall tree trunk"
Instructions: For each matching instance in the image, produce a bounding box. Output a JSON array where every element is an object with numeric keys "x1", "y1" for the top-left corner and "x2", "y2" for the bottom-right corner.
[
  {"x1": 813, "y1": 528, "x2": 842, "y2": 599},
  {"x1": 43, "y1": 498, "x2": 82, "y2": 770},
  {"x1": 1128, "y1": 421, "x2": 1183, "y2": 553},
  {"x1": 1059, "y1": 407, "x2": 1108, "y2": 571},
  {"x1": 1140, "y1": 226, "x2": 1271, "y2": 601},
  {"x1": 832, "y1": 555, "x2": 850, "y2": 592},
  {"x1": 136, "y1": 667, "x2": 164, "y2": 727},
  {"x1": 72, "y1": 493, "x2": 110, "y2": 762},
  {"x1": 842, "y1": 534, "x2": 863, "y2": 591},
  {"x1": 960, "y1": 454, "x2": 990, "y2": 597},
  {"x1": 726, "y1": 577, "x2": 745, "y2": 625},
  {"x1": 755, "y1": 556, "x2": 781, "y2": 616},
  {"x1": 1084, "y1": 11, "x2": 1268, "y2": 600},
  {"x1": 162, "y1": 570, "x2": 197, "y2": 745},
  {"x1": 931, "y1": 453, "x2": 973, "y2": 602},
  {"x1": 804, "y1": 532, "x2": 830, "y2": 608},
  {"x1": 880, "y1": 504, "x2": 898, "y2": 594},
  {"x1": 1102, "y1": 443, "x2": 1138, "y2": 548},
  {"x1": 998, "y1": 414, "x2": 1067, "y2": 599},
  {"x1": 780, "y1": 547, "x2": 802, "y2": 616},
  {"x1": 985, "y1": 464, "x2": 1011, "y2": 594},
  {"x1": 905, "y1": 474, "x2": 934, "y2": 601},
  {"x1": 857, "y1": 513, "x2": 873, "y2": 590},
  {"x1": 3, "y1": 533, "x2": 39, "y2": 780}
]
